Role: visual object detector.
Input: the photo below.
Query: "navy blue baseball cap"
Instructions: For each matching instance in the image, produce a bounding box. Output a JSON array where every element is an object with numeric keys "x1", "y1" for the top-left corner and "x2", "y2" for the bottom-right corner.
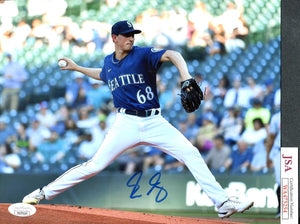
[{"x1": 111, "y1": 20, "x2": 141, "y2": 35}]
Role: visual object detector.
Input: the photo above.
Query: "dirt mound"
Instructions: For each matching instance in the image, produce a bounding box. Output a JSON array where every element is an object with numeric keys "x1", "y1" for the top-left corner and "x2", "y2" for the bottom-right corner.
[{"x1": 0, "y1": 203, "x2": 243, "y2": 224}]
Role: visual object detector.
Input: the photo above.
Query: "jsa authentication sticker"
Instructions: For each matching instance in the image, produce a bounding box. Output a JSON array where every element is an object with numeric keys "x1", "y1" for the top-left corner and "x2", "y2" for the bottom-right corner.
[
  {"x1": 8, "y1": 203, "x2": 36, "y2": 217},
  {"x1": 280, "y1": 147, "x2": 298, "y2": 223}
]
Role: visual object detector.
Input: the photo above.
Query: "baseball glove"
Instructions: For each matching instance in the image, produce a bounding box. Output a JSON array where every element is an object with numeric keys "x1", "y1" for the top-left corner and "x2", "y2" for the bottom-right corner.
[{"x1": 180, "y1": 78, "x2": 204, "y2": 113}]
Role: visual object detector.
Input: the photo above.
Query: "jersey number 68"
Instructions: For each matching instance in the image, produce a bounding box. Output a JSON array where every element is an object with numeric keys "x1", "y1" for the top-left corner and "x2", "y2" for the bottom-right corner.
[{"x1": 137, "y1": 86, "x2": 154, "y2": 104}]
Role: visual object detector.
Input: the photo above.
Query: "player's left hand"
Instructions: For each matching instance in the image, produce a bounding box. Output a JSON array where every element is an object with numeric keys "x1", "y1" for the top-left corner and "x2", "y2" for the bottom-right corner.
[{"x1": 180, "y1": 78, "x2": 204, "y2": 113}]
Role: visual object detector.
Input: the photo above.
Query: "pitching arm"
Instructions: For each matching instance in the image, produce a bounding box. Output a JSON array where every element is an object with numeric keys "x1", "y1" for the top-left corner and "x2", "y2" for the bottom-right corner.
[
  {"x1": 160, "y1": 50, "x2": 192, "y2": 81},
  {"x1": 58, "y1": 57, "x2": 102, "y2": 81}
]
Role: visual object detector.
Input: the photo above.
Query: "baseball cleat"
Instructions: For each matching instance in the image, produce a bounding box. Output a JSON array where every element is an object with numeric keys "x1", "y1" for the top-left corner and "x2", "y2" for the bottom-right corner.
[
  {"x1": 218, "y1": 198, "x2": 254, "y2": 218},
  {"x1": 22, "y1": 188, "x2": 45, "y2": 205}
]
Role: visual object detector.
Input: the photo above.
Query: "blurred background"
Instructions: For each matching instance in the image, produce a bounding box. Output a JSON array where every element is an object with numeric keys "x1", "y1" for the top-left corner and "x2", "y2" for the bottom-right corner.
[{"x1": 0, "y1": 0, "x2": 280, "y2": 221}]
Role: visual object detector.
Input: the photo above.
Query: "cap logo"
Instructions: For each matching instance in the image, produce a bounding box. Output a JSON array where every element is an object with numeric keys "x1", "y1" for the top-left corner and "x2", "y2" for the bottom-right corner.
[{"x1": 127, "y1": 21, "x2": 132, "y2": 28}]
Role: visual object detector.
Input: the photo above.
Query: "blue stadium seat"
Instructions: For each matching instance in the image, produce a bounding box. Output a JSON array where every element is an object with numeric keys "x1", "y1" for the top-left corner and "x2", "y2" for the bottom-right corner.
[
  {"x1": 225, "y1": 58, "x2": 233, "y2": 67},
  {"x1": 49, "y1": 100, "x2": 59, "y2": 112},
  {"x1": 242, "y1": 58, "x2": 251, "y2": 66},
  {"x1": 237, "y1": 65, "x2": 246, "y2": 73},
  {"x1": 204, "y1": 65, "x2": 212, "y2": 73},
  {"x1": 220, "y1": 65, "x2": 229, "y2": 73},
  {"x1": 256, "y1": 42, "x2": 264, "y2": 49},
  {"x1": 245, "y1": 52, "x2": 254, "y2": 61},
  {"x1": 260, "y1": 59, "x2": 267, "y2": 67},
  {"x1": 248, "y1": 45, "x2": 259, "y2": 55},
  {"x1": 187, "y1": 64, "x2": 195, "y2": 73},
  {"x1": 213, "y1": 54, "x2": 221, "y2": 61},
  {"x1": 229, "y1": 52, "x2": 238, "y2": 61},
  {"x1": 42, "y1": 163, "x2": 50, "y2": 172}
]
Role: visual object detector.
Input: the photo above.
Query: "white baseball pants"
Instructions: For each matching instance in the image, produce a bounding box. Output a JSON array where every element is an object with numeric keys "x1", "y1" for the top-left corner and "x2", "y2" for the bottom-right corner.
[{"x1": 43, "y1": 113, "x2": 228, "y2": 207}]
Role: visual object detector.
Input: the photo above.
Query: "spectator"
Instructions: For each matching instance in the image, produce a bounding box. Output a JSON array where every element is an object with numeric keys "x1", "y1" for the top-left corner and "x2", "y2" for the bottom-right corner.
[
  {"x1": 245, "y1": 77, "x2": 264, "y2": 102},
  {"x1": 194, "y1": 74, "x2": 215, "y2": 114},
  {"x1": 116, "y1": 147, "x2": 144, "y2": 175},
  {"x1": 0, "y1": 117, "x2": 16, "y2": 145},
  {"x1": 0, "y1": 143, "x2": 21, "y2": 173},
  {"x1": 0, "y1": 30, "x2": 14, "y2": 53},
  {"x1": 106, "y1": 0, "x2": 119, "y2": 8},
  {"x1": 93, "y1": 23, "x2": 110, "y2": 51},
  {"x1": 223, "y1": 74, "x2": 251, "y2": 109},
  {"x1": 274, "y1": 88, "x2": 281, "y2": 109},
  {"x1": 63, "y1": 118, "x2": 81, "y2": 146},
  {"x1": 0, "y1": 144, "x2": 13, "y2": 173},
  {"x1": 205, "y1": 134, "x2": 231, "y2": 173},
  {"x1": 10, "y1": 20, "x2": 31, "y2": 50},
  {"x1": 0, "y1": 0, "x2": 18, "y2": 34},
  {"x1": 220, "y1": 1, "x2": 243, "y2": 37},
  {"x1": 195, "y1": 112, "x2": 218, "y2": 154},
  {"x1": 55, "y1": 105, "x2": 71, "y2": 122},
  {"x1": 244, "y1": 99, "x2": 271, "y2": 130},
  {"x1": 188, "y1": 1, "x2": 213, "y2": 39},
  {"x1": 86, "y1": 78, "x2": 111, "y2": 110},
  {"x1": 223, "y1": 140, "x2": 253, "y2": 174},
  {"x1": 186, "y1": 113, "x2": 200, "y2": 138},
  {"x1": 89, "y1": 120, "x2": 108, "y2": 152},
  {"x1": 218, "y1": 106, "x2": 244, "y2": 146},
  {"x1": 157, "y1": 80, "x2": 174, "y2": 110},
  {"x1": 76, "y1": 107, "x2": 99, "y2": 129},
  {"x1": 13, "y1": 123, "x2": 30, "y2": 153},
  {"x1": 26, "y1": 119, "x2": 51, "y2": 152},
  {"x1": 177, "y1": 115, "x2": 198, "y2": 145},
  {"x1": 0, "y1": 53, "x2": 28, "y2": 112},
  {"x1": 187, "y1": 28, "x2": 208, "y2": 49},
  {"x1": 239, "y1": 118, "x2": 267, "y2": 146},
  {"x1": 36, "y1": 101, "x2": 58, "y2": 129},
  {"x1": 262, "y1": 79, "x2": 275, "y2": 110},
  {"x1": 143, "y1": 146, "x2": 164, "y2": 173},
  {"x1": 164, "y1": 153, "x2": 185, "y2": 173},
  {"x1": 204, "y1": 23, "x2": 226, "y2": 56},
  {"x1": 35, "y1": 130, "x2": 68, "y2": 163},
  {"x1": 167, "y1": 8, "x2": 188, "y2": 48},
  {"x1": 51, "y1": 105, "x2": 72, "y2": 136},
  {"x1": 266, "y1": 111, "x2": 281, "y2": 218},
  {"x1": 138, "y1": 9, "x2": 160, "y2": 44},
  {"x1": 46, "y1": 25, "x2": 65, "y2": 49},
  {"x1": 65, "y1": 72, "x2": 91, "y2": 108},
  {"x1": 212, "y1": 75, "x2": 230, "y2": 100},
  {"x1": 105, "y1": 108, "x2": 117, "y2": 129},
  {"x1": 29, "y1": 18, "x2": 50, "y2": 48},
  {"x1": 194, "y1": 73, "x2": 210, "y2": 92},
  {"x1": 27, "y1": 0, "x2": 67, "y2": 18},
  {"x1": 250, "y1": 139, "x2": 267, "y2": 173},
  {"x1": 77, "y1": 129, "x2": 99, "y2": 160},
  {"x1": 201, "y1": 101, "x2": 222, "y2": 126},
  {"x1": 79, "y1": 21, "x2": 97, "y2": 54},
  {"x1": 224, "y1": 19, "x2": 248, "y2": 53}
]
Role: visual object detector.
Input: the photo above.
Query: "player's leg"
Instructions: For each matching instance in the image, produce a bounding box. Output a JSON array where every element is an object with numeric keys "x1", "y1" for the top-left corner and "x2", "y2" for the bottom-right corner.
[
  {"x1": 23, "y1": 113, "x2": 140, "y2": 203},
  {"x1": 143, "y1": 115, "x2": 253, "y2": 217},
  {"x1": 143, "y1": 115, "x2": 228, "y2": 206}
]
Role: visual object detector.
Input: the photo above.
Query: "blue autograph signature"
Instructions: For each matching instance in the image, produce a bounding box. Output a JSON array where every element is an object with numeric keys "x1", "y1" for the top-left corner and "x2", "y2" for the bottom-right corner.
[{"x1": 126, "y1": 171, "x2": 168, "y2": 203}]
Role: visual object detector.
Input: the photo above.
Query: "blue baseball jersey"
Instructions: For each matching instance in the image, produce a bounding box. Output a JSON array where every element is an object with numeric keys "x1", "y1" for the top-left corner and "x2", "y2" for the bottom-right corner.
[{"x1": 100, "y1": 46, "x2": 167, "y2": 110}]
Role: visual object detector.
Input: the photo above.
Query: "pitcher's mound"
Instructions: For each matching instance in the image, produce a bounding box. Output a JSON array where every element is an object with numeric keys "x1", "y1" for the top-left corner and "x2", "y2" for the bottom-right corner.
[{"x1": 0, "y1": 203, "x2": 243, "y2": 224}]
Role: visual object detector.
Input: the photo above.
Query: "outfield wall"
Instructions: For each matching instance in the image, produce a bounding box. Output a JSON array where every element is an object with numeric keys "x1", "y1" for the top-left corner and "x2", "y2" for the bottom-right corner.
[{"x1": 0, "y1": 172, "x2": 278, "y2": 213}]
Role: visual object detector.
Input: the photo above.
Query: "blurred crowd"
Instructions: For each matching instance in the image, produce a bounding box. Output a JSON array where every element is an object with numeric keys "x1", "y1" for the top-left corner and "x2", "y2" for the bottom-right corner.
[
  {"x1": 0, "y1": 0, "x2": 280, "y2": 175},
  {"x1": 0, "y1": 66, "x2": 281, "y2": 175},
  {"x1": 0, "y1": 0, "x2": 248, "y2": 56}
]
